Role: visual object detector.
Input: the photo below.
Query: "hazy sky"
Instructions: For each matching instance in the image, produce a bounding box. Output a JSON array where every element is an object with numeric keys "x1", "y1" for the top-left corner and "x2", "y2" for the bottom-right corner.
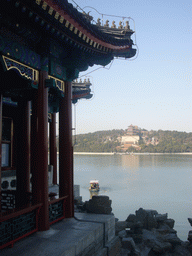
[{"x1": 68, "y1": 0, "x2": 191, "y2": 134}]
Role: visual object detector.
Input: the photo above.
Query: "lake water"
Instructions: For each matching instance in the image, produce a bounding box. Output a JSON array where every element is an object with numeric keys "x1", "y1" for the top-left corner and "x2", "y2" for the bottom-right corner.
[{"x1": 73, "y1": 153, "x2": 192, "y2": 241}]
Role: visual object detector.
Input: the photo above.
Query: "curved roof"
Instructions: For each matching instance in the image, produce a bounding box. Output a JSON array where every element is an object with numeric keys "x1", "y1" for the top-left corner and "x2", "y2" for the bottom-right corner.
[{"x1": 32, "y1": 0, "x2": 136, "y2": 58}]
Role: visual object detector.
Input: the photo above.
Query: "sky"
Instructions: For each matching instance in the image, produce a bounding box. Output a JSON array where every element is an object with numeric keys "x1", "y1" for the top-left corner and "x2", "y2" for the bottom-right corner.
[{"x1": 67, "y1": 0, "x2": 192, "y2": 134}]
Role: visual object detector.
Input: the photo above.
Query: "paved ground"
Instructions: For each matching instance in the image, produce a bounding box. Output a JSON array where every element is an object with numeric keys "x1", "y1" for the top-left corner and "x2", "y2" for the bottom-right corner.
[{"x1": 1, "y1": 212, "x2": 114, "y2": 256}]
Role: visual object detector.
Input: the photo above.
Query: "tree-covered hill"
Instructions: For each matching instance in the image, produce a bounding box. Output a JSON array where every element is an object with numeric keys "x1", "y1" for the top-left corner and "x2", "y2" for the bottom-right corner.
[
  {"x1": 73, "y1": 129, "x2": 124, "y2": 152},
  {"x1": 71, "y1": 129, "x2": 192, "y2": 153},
  {"x1": 140, "y1": 130, "x2": 192, "y2": 153}
]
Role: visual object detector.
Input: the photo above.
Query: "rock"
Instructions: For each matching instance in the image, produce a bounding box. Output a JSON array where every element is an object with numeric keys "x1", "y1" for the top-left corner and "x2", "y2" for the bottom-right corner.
[
  {"x1": 126, "y1": 228, "x2": 134, "y2": 236},
  {"x1": 164, "y1": 218, "x2": 175, "y2": 229},
  {"x1": 131, "y1": 248, "x2": 141, "y2": 256},
  {"x1": 119, "y1": 208, "x2": 191, "y2": 256},
  {"x1": 85, "y1": 195, "x2": 112, "y2": 214},
  {"x1": 157, "y1": 223, "x2": 177, "y2": 235},
  {"x1": 147, "y1": 215, "x2": 158, "y2": 230},
  {"x1": 126, "y1": 214, "x2": 137, "y2": 223},
  {"x1": 142, "y1": 229, "x2": 173, "y2": 253},
  {"x1": 173, "y1": 245, "x2": 191, "y2": 256},
  {"x1": 121, "y1": 248, "x2": 131, "y2": 256},
  {"x1": 135, "y1": 208, "x2": 158, "y2": 229},
  {"x1": 126, "y1": 221, "x2": 135, "y2": 228},
  {"x1": 188, "y1": 230, "x2": 192, "y2": 242},
  {"x1": 115, "y1": 221, "x2": 129, "y2": 235},
  {"x1": 118, "y1": 229, "x2": 127, "y2": 240},
  {"x1": 162, "y1": 233, "x2": 182, "y2": 246},
  {"x1": 122, "y1": 237, "x2": 136, "y2": 251},
  {"x1": 133, "y1": 221, "x2": 143, "y2": 229},
  {"x1": 136, "y1": 208, "x2": 158, "y2": 220},
  {"x1": 188, "y1": 218, "x2": 192, "y2": 226},
  {"x1": 152, "y1": 240, "x2": 172, "y2": 253},
  {"x1": 187, "y1": 242, "x2": 192, "y2": 255},
  {"x1": 155, "y1": 213, "x2": 168, "y2": 222},
  {"x1": 132, "y1": 234, "x2": 143, "y2": 244}
]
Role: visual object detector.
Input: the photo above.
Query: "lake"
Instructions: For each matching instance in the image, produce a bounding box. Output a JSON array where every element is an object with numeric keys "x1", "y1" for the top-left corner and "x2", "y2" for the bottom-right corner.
[{"x1": 73, "y1": 153, "x2": 192, "y2": 241}]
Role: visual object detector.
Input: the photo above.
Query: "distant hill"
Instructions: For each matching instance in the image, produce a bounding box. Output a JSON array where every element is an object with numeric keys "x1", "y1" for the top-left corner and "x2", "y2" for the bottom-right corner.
[
  {"x1": 73, "y1": 129, "x2": 124, "y2": 152},
  {"x1": 70, "y1": 129, "x2": 192, "y2": 153}
]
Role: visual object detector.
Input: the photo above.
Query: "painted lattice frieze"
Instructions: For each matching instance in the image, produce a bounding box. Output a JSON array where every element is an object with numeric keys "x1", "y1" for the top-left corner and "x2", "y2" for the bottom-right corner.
[{"x1": 0, "y1": 31, "x2": 41, "y2": 69}]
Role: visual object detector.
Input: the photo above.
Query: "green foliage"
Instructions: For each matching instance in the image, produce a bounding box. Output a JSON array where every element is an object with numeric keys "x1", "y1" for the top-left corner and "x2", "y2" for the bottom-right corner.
[
  {"x1": 56, "y1": 128, "x2": 192, "y2": 153},
  {"x1": 140, "y1": 130, "x2": 192, "y2": 153},
  {"x1": 73, "y1": 129, "x2": 124, "y2": 152}
]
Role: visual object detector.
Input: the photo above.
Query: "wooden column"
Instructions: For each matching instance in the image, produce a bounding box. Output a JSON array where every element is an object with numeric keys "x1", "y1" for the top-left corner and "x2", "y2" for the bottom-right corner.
[
  {"x1": 33, "y1": 70, "x2": 49, "y2": 231},
  {"x1": 0, "y1": 94, "x2": 2, "y2": 210},
  {"x1": 31, "y1": 91, "x2": 38, "y2": 199},
  {"x1": 59, "y1": 81, "x2": 74, "y2": 218},
  {"x1": 16, "y1": 100, "x2": 31, "y2": 208},
  {"x1": 50, "y1": 113, "x2": 57, "y2": 184}
]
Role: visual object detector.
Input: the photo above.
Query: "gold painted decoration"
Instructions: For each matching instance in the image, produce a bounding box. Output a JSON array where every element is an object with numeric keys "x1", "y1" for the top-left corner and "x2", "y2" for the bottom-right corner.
[
  {"x1": 48, "y1": 75, "x2": 65, "y2": 92},
  {"x1": 36, "y1": 0, "x2": 41, "y2": 5},
  {"x1": 83, "y1": 34, "x2": 86, "y2": 40},
  {"x1": 2, "y1": 56, "x2": 39, "y2": 82},
  {"x1": 78, "y1": 31, "x2": 82, "y2": 37},
  {"x1": 55, "y1": 12, "x2": 59, "y2": 19},
  {"x1": 74, "y1": 28, "x2": 78, "y2": 34},
  {"x1": 48, "y1": 7, "x2": 54, "y2": 15},
  {"x1": 59, "y1": 16, "x2": 65, "y2": 23},
  {"x1": 42, "y1": 2, "x2": 47, "y2": 10},
  {"x1": 69, "y1": 24, "x2": 74, "y2": 31},
  {"x1": 65, "y1": 20, "x2": 70, "y2": 28}
]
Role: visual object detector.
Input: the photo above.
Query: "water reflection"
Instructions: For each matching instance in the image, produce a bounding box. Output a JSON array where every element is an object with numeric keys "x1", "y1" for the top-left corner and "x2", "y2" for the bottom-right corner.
[{"x1": 73, "y1": 154, "x2": 192, "y2": 241}]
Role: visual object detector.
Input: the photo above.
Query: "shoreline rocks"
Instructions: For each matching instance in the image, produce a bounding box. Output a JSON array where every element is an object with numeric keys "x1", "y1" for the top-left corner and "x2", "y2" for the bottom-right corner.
[
  {"x1": 116, "y1": 208, "x2": 192, "y2": 256},
  {"x1": 74, "y1": 196, "x2": 192, "y2": 255}
]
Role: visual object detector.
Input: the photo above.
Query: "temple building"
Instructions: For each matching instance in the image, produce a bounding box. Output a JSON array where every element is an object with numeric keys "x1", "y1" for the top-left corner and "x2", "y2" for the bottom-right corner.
[{"x1": 0, "y1": 0, "x2": 136, "y2": 249}]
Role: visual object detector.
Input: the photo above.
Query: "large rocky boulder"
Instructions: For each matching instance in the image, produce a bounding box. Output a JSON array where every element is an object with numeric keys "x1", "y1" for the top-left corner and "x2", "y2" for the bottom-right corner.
[
  {"x1": 85, "y1": 195, "x2": 112, "y2": 214},
  {"x1": 117, "y1": 208, "x2": 192, "y2": 256}
]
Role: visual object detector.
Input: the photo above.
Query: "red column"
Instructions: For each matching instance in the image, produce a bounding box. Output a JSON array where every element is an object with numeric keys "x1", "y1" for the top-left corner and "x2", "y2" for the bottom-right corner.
[
  {"x1": 59, "y1": 81, "x2": 74, "y2": 218},
  {"x1": 16, "y1": 100, "x2": 30, "y2": 208},
  {"x1": 50, "y1": 113, "x2": 57, "y2": 185},
  {"x1": 34, "y1": 70, "x2": 49, "y2": 231},
  {"x1": 0, "y1": 94, "x2": 2, "y2": 211},
  {"x1": 31, "y1": 91, "x2": 38, "y2": 199}
]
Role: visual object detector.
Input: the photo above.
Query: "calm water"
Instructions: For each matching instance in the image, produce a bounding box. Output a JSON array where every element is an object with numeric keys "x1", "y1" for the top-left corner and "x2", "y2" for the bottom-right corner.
[{"x1": 73, "y1": 154, "x2": 192, "y2": 241}]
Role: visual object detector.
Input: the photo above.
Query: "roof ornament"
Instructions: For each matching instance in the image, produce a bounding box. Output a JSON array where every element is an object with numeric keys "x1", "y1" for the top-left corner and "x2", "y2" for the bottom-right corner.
[
  {"x1": 104, "y1": 20, "x2": 109, "y2": 27},
  {"x1": 118, "y1": 21, "x2": 123, "y2": 29},
  {"x1": 125, "y1": 21, "x2": 130, "y2": 30},
  {"x1": 82, "y1": 11, "x2": 93, "y2": 22},
  {"x1": 111, "y1": 21, "x2": 116, "y2": 28},
  {"x1": 96, "y1": 18, "x2": 101, "y2": 26}
]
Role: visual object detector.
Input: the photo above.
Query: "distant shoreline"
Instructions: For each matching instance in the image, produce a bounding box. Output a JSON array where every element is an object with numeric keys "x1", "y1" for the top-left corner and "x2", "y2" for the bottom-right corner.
[{"x1": 73, "y1": 152, "x2": 192, "y2": 155}]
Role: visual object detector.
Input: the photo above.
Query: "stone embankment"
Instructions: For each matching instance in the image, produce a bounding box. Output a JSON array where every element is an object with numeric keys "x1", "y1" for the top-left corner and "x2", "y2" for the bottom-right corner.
[
  {"x1": 75, "y1": 196, "x2": 192, "y2": 255},
  {"x1": 116, "y1": 208, "x2": 192, "y2": 256}
]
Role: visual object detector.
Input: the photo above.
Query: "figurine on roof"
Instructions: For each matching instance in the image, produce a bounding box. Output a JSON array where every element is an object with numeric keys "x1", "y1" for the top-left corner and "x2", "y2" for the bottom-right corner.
[{"x1": 111, "y1": 21, "x2": 116, "y2": 28}]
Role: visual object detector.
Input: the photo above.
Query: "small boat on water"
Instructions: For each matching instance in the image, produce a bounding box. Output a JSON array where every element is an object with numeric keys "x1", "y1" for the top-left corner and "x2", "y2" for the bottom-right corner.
[{"x1": 89, "y1": 180, "x2": 100, "y2": 192}]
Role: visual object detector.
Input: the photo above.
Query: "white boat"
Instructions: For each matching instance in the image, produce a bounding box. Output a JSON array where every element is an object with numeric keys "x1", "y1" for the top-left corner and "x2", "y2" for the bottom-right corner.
[{"x1": 89, "y1": 180, "x2": 100, "y2": 192}]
